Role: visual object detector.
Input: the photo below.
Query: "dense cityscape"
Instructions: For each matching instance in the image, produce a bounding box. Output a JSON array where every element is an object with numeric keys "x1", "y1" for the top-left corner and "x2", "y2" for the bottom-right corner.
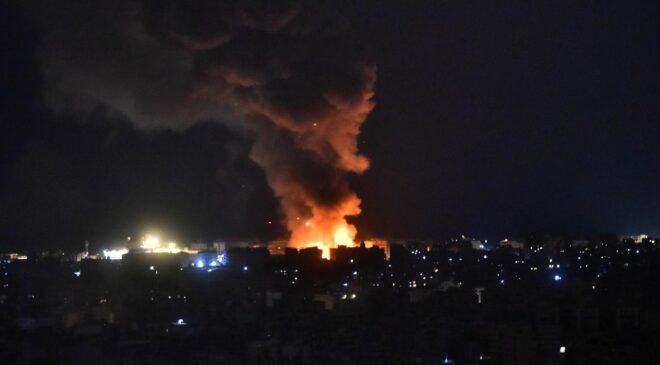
[{"x1": 1, "y1": 233, "x2": 658, "y2": 364}]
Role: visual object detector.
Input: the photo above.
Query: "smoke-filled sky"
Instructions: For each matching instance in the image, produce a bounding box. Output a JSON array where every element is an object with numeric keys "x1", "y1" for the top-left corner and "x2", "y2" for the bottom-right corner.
[{"x1": 1, "y1": 0, "x2": 658, "y2": 251}]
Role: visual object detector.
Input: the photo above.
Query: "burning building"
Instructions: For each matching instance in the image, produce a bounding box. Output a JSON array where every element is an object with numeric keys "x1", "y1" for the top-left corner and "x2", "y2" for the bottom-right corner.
[{"x1": 35, "y1": 0, "x2": 377, "y2": 260}]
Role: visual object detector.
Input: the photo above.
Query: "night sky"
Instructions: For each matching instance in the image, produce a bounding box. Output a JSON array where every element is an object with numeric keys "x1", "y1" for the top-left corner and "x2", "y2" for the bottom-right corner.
[{"x1": 1, "y1": 0, "x2": 658, "y2": 251}]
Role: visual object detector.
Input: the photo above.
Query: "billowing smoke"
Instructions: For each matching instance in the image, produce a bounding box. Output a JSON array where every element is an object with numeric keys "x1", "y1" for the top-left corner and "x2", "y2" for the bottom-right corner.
[{"x1": 31, "y1": 0, "x2": 376, "y2": 257}]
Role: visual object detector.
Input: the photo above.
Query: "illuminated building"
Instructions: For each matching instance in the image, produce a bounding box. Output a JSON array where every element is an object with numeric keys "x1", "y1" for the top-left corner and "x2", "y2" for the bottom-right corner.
[
  {"x1": 499, "y1": 238, "x2": 525, "y2": 250},
  {"x1": 100, "y1": 234, "x2": 200, "y2": 261},
  {"x1": 102, "y1": 248, "x2": 128, "y2": 260},
  {"x1": 471, "y1": 240, "x2": 486, "y2": 250},
  {"x1": 7, "y1": 254, "x2": 26, "y2": 261},
  {"x1": 619, "y1": 234, "x2": 648, "y2": 243}
]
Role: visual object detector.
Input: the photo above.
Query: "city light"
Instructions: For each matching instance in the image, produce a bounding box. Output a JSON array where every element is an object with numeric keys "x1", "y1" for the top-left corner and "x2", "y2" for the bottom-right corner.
[
  {"x1": 99, "y1": 233, "x2": 202, "y2": 263},
  {"x1": 442, "y1": 354, "x2": 455, "y2": 364},
  {"x1": 102, "y1": 248, "x2": 128, "y2": 260},
  {"x1": 139, "y1": 234, "x2": 185, "y2": 253},
  {"x1": 2, "y1": 232, "x2": 657, "y2": 363},
  {"x1": 142, "y1": 234, "x2": 160, "y2": 250}
]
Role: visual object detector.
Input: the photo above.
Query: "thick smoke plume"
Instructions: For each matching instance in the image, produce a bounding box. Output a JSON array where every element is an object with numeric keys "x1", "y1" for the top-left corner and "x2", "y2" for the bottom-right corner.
[{"x1": 31, "y1": 0, "x2": 376, "y2": 257}]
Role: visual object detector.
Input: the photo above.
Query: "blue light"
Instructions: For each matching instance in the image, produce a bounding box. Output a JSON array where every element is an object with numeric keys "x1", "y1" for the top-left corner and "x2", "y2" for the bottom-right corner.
[
  {"x1": 210, "y1": 260, "x2": 218, "y2": 267},
  {"x1": 196, "y1": 259, "x2": 205, "y2": 268},
  {"x1": 554, "y1": 274, "x2": 562, "y2": 281}
]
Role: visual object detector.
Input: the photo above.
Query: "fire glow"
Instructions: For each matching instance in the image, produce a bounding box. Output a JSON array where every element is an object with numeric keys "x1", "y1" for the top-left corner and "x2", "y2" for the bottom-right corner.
[
  {"x1": 283, "y1": 191, "x2": 365, "y2": 259},
  {"x1": 245, "y1": 61, "x2": 376, "y2": 260},
  {"x1": 34, "y1": 0, "x2": 377, "y2": 258},
  {"x1": 296, "y1": 219, "x2": 357, "y2": 260}
]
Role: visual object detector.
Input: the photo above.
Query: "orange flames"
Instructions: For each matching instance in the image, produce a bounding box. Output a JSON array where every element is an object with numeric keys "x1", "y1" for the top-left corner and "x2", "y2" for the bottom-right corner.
[
  {"x1": 287, "y1": 194, "x2": 362, "y2": 259},
  {"x1": 34, "y1": 0, "x2": 378, "y2": 263},
  {"x1": 246, "y1": 66, "x2": 376, "y2": 261}
]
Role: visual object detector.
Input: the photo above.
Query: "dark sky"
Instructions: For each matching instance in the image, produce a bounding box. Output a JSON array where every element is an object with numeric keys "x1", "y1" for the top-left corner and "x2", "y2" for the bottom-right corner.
[{"x1": 1, "y1": 0, "x2": 658, "y2": 251}]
